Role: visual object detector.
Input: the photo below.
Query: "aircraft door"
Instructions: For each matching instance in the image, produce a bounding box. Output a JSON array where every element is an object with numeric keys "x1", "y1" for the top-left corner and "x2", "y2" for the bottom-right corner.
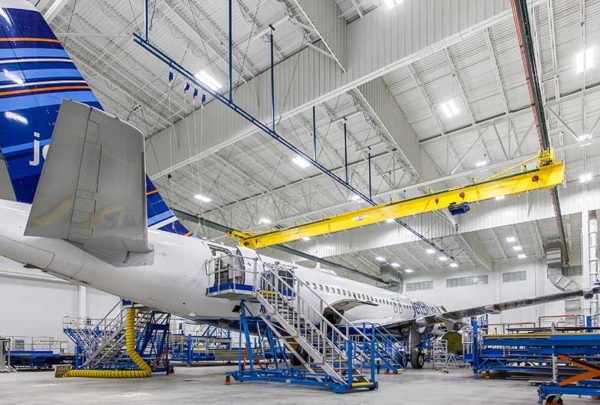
[{"x1": 236, "y1": 246, "x2": 264, "y2": 289}]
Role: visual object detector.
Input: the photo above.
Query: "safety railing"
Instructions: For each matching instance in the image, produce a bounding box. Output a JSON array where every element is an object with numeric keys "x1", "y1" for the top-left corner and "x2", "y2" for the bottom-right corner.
[
  {"x1": 257, "y1": 263, "x2": 374, "y2": 383},
  {"x1": 204, "y1": 255, "x2": 258, "y2": 296}
]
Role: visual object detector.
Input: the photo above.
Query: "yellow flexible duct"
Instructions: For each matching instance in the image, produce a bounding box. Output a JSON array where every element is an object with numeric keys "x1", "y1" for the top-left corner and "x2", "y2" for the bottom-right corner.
[{"x1": 64, "y1": 307, "x2": 152, "y2": 378}]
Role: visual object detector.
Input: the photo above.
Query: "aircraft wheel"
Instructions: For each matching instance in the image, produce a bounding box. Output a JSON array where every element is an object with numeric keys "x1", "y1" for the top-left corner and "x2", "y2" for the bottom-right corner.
[
  {"x1": 545, "y1": 395, "x2": 564, "y2": 404},
  {"x1": 410, "y1": 350, "x2": 425, "y2": 369}
]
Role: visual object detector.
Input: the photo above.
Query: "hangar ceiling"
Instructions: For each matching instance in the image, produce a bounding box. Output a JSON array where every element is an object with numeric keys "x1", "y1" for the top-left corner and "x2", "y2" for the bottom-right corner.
[{"x1": 31, "y1": 0, "x2": 600, "y2": 282}]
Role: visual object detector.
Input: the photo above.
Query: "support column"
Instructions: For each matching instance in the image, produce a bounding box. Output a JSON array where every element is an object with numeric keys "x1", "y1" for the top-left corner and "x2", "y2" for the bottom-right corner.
[
  {"x1": 78, "y1": 285, "x2": 87, "y2": 319},
  {"x1": 582, "y1": 209, "x2": 590, "y2": 315},
  {"x1": 590, "y1": 211, "x2": 599, "y2": 323}
]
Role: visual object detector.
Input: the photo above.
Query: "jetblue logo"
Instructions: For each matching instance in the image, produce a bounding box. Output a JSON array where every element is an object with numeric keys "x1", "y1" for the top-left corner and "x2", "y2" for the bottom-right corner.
[
  {"x1": 29, "y1": 132, "x2": 49, "y2": 167},
  {"x1": 412, "y1": 301, "x2": 439, "y2": 316}
]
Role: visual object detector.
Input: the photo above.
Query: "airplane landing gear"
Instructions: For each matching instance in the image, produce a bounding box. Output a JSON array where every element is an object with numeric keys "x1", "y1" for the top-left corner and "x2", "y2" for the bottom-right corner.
[{"x1": 410, "y1": 350, "x2": 425, "y2": 369}]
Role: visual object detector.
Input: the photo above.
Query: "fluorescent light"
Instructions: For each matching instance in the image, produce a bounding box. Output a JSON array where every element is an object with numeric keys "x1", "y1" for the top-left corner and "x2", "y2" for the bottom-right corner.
[
  {"x1": 580, "y1": 173, "x2": 593, "y2": 183},
  {"x1": 576, "y1": 48, "x2": 594, "y2": 73},
  {"x1": 441, "y1": 100, "x2": 460, "y2": 118},
  {"x1": 301, "y1": 236, "x2": 311, "y2": 241},
  {"x1": 404, "y1": 268, "x2": 414, "y2": 273},
  {"x1": 391, "y1": 262, "x2": 400, "y2": 268},
  {"x1": 475, "y1": 161, "x2": 488, "y2": 167},
  {"x1": 385, "y1": 218, "x2": 395, "y2": 223},
  {"x1": 292, "y1": 156, "x2": 310, "y2": 168},
  {"x1": 195, "y1": 70, "x2": 222, "y2": 91},
  {"x1": 440, "y1": 103, "x2": 453, "y2": 118},
  {"x1": 194, "y1": 194, "x2": 211, "y2": 203},
  {"x1": 259, "y1": 218, "x2": 271, "y2": 225},
  {"x1": 425, "y1": 249, "x2": 435, "y2": 254},
  {"x1": 506, "y1": 236, "x2": 516, "y2": 243},
  {"x1": 518, "y1": 253, "x2": 527, "y2": 259},
  {"x1": 449, "y1": 263, "x2": 458, "y2": 268},
  {"x1": 383, "y1": 0, "x2": 403, "y2": 10},
  {"x1": 351, "y1": 195, "x2": 361, "y2": 201},
  {"x1": 495, "y1": 195, "x2": 505, "y2": 201},
  {"x1": 513, "y1": 246, "x2": 523, "y2": 251},
  {"x1": 447, "y1": 100, "x2": 460, "y2": 115},
  {"x1": 375, "y1": 256, "x2": 386, "y2": 262},
  {"x1": 579, "y1": 133, "x2": 592, "y2": 142},
  {"x1": 439, "y1": 256, "x2": 448, "y2": 261}
]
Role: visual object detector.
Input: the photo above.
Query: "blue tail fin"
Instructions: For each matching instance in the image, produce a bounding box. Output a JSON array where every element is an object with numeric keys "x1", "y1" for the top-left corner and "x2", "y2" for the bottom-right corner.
[{"x1": 0, "y1": 0, "x2": 190, "y2": 236}]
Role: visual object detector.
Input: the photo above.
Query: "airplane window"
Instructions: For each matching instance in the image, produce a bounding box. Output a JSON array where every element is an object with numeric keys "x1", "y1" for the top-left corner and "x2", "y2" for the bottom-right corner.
[
  {"x1": 353, "y1": 292, "x2": 357, "y2": 299},
  {"x1": 331, "y1": 286, "x2": 335, "y2": 292},
  {"x1": 319, "y1": 284, "x2": 323, "y2": 291},
  {"x1": 312, "y1": 283, "x2": 317, "y2": 289},
  {"x1": 337, "y1": 288, "x2": 341, "y2": 294},
  {"x1": 326, "y1": 286, "x2": 330, "y2": 292},
  {"x1": 343, "y1": 290, "x2": 346, "y2": 296},
  {"x1": 393, "y1": 303, "x2": 398, "y2": 313}
]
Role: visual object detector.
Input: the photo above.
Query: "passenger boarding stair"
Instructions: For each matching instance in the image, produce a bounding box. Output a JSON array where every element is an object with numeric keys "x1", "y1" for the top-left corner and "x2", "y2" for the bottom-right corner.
[
  {"x1": 63, "y1": 302, "x2": 169, "y2": 370},
  {"x1": 206, "y1": 254, "x2": 377, "y2": 392}
]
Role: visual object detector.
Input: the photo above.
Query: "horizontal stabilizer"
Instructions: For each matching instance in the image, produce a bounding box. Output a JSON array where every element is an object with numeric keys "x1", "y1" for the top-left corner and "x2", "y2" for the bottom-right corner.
[{"x1": 25, "y1": 100, "x2": 153, "y2": 266}]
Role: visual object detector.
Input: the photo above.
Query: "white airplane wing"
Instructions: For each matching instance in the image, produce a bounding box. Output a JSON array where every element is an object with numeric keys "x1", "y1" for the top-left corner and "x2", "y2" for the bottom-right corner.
[
  {"x1": 24, "y1": 100, "x2": 153, "y2": 266},
  {"x1": 355, "y1": 287, "x2": 600, "y2": 331}
]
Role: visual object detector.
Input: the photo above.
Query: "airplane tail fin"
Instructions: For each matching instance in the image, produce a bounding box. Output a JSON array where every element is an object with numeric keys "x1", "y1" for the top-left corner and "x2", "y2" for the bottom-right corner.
[{"x1": 0, "y1": 0, "x2": 191, "y2": 237}]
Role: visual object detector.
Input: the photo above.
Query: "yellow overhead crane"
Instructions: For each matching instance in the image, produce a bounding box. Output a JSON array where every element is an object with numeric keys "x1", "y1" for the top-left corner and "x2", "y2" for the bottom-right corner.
[{"x1": 229, "y1": 149, "x2": 564, "y2": 250}]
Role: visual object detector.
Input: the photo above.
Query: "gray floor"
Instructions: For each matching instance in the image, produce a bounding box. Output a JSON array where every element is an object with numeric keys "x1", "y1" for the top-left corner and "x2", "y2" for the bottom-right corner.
[{"x1": 1, "y1": 365, "x2": 598, "y2": 404}]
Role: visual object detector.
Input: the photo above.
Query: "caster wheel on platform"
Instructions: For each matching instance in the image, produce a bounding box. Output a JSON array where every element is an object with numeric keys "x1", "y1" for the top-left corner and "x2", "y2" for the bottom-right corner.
[{"x1": 545, "y1": 395, "x2": 564, "y2": 404}]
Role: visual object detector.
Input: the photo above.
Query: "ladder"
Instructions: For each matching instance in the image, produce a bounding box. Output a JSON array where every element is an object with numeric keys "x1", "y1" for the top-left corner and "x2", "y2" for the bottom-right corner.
[{"x1": 207, "y1": 255, "x2": 377, "y2": 392}]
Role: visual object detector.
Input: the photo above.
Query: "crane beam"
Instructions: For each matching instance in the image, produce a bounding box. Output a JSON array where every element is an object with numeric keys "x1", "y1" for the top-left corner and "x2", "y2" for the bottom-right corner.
[{"x1": 233, "y1": 161, "x2": 565, "y2": 249}]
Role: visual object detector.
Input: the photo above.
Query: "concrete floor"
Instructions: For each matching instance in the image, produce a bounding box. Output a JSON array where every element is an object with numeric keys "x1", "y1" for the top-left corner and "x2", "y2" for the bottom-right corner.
[{"x1": 1, "y1": 366, "x2": 598, "y2": 405}]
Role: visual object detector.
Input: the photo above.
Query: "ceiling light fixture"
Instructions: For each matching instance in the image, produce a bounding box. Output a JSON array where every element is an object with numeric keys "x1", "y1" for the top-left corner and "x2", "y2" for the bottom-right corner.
[
  {"x1": 495, "y1": 195, "x2": 505, "y2": 201},
  {"x1": 351, "y1": 195, "x2": 361, "y2": 201},
  {"x1": 259, "y1": 218, "x2": 271, "y2": 225},
  {"x1": 383, "y1": 0, "x2": 403, "y2": 10},
  {"x1": 391, "y1": 262, "x2": 400, "y2": 268},
  {"x1": 292, "y1": 156, "x2": 310, "y2": 168},
  {"x1": 375, "y1": 256, "x2": 386, "y2": 262},
  {"x1": 518, "y1": 253, "x2": 527, "y2": 259},
  {"x1": 425, "y1": 249, "x2": 435, "y2": 254},
  {"x1": 404, "y1": 268, "x2": 414, "y2": 273},
  {"x1": 301, "y1": 236, "x2": 311, "y2": 241},
  {"x1": 195, "y1": 70, "x2": 222, "y2": 91},
  {"x1": 506, "y1": 236, "x2": 516, "y2": 243},
  {"x1": 476, "y1": 160, "x2": 488, "y2": 168},
  {"x1": 575, "y1": 47, "x2": 594, "y2": 74},
  {"x1": 439, "y1": 256, "x2": 448, "y2": 261},
  {"x1": 385, "y1": 218, "x2": 395, "y2": 223},
  {"x1": 194, "y1": 194, "x2": 211, "y2": 203},
  {"x1": 513, "y1": 246, "x2": 523, "y2": 251},
  {"x1": 580, "y1": 173, "x2": 593, "y2": 183},
  {"x1": 449, "y1": 263, "x2": 458, "y2": 268},
  {"x1": 440, "y1": 99, "x2": 460, "y2": 118},
  {"x1": 579, "y1": 133, "x2": 592, "y2": 142}
]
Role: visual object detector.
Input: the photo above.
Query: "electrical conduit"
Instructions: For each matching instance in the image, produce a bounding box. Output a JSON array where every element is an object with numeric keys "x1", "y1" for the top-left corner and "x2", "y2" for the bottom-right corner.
[{"x1": 64, "y1": 308, "x2": 152, "y2": 378}]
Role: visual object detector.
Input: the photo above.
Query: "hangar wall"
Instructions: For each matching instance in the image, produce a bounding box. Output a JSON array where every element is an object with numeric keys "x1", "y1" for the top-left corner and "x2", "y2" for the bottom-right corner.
[
  {"x1": 403, "y1": 257, "x2": 585, "y2": 326},
  {"x1": 0, "y1": 257, "x2": 119, "y2": 349}
]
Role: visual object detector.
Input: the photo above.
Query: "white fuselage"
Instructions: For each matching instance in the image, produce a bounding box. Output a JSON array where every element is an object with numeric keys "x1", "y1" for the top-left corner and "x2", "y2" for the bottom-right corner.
[{"x1": 0, "y1": 199, "x2": 442, "y2": 326}]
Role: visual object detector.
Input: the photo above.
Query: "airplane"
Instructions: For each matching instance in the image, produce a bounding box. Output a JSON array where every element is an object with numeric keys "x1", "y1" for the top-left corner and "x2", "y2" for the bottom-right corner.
[{"x1": 0, "y1": 0, "x2": 596, "y2": 371}]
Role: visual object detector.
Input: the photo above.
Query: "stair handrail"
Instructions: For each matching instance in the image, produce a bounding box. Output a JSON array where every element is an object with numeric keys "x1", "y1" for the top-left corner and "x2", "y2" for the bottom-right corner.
[
  {"x1": 268, "y1": 262, "x2": 373, "y2": 346},
  {"x1": 258, "y1": 266, "x2": 372, "y2": 369}
]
